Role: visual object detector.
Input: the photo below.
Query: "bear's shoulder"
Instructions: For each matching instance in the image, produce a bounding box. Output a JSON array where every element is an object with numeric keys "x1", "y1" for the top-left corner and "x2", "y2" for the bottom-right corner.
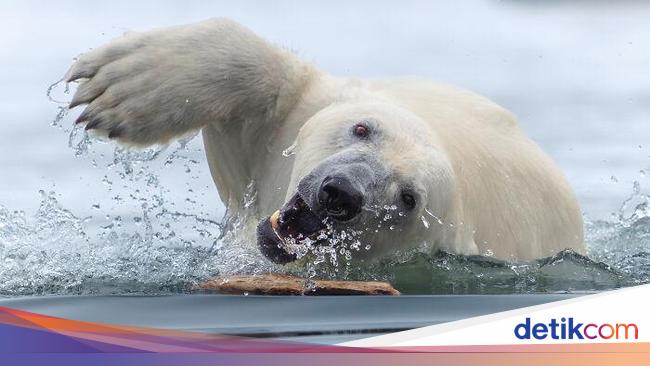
[{"x1": 362, "y1": 78, "x2": 519, "y2": 132}]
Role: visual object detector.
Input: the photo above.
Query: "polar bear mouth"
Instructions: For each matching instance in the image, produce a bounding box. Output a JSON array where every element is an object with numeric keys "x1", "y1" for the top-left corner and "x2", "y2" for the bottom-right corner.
[
  {"x1": 256, "y1": 193, "x2": 328, "y2": 264},
  {"x1": 274, "y1": 193, "x2": 328, "y2": 240}
]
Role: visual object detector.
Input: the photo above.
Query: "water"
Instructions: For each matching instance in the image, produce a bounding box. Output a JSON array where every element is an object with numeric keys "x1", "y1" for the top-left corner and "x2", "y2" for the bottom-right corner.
[
  {"x1": 2, "y1": 1, "x2": 650, "y2": 296},
  {"x1": 0, "y1": 111, "x2": 649, "y2": 295},
  {"x1": 1, "y1": 180, "x2": 649, "y2": 296}
]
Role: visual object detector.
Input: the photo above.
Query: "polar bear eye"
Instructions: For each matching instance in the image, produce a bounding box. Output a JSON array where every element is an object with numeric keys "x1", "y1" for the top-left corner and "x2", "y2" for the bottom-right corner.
[
  {"x1": 401, "y1": 192, "x2": 416, "y2": 210},
  {"x1": 352, "y1": 123, "x2": 369, "y2": 138}
]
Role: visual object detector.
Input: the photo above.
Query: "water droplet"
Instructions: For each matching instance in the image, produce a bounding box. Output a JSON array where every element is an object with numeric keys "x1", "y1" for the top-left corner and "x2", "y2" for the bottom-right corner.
[
  {"x1": 420, "y1": 216, "x2": 430, "y2": 228},
  {"x1": 243, "y1": 180, "x2": 257, "y2": 209},
  {"x1": 424, "y1": 208, "x2": 444, "y2": 225},
  {"x1": 282, "y1": 140, "x2": 297, "y2": 157},
  {"x1": 351, "y1": 240, "x2": 361, "y2": 250}
]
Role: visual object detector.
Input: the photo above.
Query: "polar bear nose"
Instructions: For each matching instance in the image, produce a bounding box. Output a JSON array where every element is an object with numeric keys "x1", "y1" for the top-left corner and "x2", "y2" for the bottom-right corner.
[{"x1": 318, "y1": 177, "x2": 363, "y2": 222}]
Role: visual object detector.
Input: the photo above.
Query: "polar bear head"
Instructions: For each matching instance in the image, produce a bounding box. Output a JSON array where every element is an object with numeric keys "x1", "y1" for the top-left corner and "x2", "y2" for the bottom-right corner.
[{"x1": 257, "y1": 101, "x2": 456, "y2": 264}]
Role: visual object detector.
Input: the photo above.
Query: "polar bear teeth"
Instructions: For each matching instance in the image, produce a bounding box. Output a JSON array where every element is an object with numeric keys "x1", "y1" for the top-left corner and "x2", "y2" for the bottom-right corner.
[
  {"x1": 270, "y1": 210, "x2": 281, "y2": 231},
  {"x1": 269, "y1": 210, "x2": 287, "y2": 243}
]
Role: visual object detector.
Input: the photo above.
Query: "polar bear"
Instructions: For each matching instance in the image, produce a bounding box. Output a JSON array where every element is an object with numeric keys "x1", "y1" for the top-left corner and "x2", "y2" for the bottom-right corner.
[{"x1": 66, "y1": 18, "x2": 584, "y2": 264}]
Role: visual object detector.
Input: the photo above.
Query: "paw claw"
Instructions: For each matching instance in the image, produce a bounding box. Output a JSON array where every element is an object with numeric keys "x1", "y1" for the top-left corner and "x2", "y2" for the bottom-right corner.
[
  {"x1": 108, "y1": 126, "x2": 125, "y2": 139},
  {"x1": 84, "y1": 118, "x2": 101, "y2": 131},
  {"x1": 66, "y1": 69, "x2": 89, "y2": 83},
  {"x1": 69, "y1": 94, "x2": 87, "y2": 109},
  {"x1": 75, "y1": 111, "x2": 89, "y2": 124}
]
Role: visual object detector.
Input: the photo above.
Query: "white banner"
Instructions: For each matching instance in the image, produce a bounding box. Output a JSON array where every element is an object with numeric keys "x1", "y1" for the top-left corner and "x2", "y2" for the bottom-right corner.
[{"x1": 343, "y1": 284, "x2": 649, "y2": 347}]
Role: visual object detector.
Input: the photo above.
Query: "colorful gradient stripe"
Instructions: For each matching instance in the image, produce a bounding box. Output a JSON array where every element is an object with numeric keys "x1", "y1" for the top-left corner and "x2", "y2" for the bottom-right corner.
[{"x1": 1, "y1": 306, "x2": 649, "y2": 365}]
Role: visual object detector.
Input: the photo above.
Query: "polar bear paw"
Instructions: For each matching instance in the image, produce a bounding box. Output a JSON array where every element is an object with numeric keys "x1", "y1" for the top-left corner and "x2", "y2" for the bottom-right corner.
[{"x1": 66, "y1": 19, "x2": 233, "y2": 146}]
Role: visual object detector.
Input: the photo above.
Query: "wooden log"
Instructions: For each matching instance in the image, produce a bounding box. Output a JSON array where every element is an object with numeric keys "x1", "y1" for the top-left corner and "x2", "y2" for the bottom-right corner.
[{"x1": 197, "y1": 273, "x2": 400, "y2": 296}]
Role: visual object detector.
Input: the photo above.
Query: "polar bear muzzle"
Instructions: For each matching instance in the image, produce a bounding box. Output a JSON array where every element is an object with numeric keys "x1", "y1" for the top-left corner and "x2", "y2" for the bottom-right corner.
[
  {"x1": 255, "y1": 179, "x2": 364, "y2": 264},
  {"x1": 256, "y1": 152, "x2": 387, "y2": 264}
]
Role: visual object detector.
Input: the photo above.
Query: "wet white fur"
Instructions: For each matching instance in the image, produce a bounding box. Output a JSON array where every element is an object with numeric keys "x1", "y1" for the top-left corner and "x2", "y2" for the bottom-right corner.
[{"x1": 68, "y1": 18, "x2": 584, "y2": 260}]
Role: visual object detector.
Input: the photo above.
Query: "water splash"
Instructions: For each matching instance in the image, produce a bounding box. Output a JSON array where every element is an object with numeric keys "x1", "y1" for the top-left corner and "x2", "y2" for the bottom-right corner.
[
  {"x1": 0, "y1": 97, "x2": 277, "y2": 296},
  {"x1": 0, "y1": 190, "x2": 222, "y2": 296},
  {"x1": 4, "y1": 159, "x2": 650, "y2": 295},
  {"x1": 242, "y1": 180, "x2": 258, "y2": 209},
  {"x1": 46, "y1": 78, "x2": 71, "y2": 105},
  {"x1": 424, "y1": 208, "x2": 444, "y2": 225},
  {"x1": 3, "y1": 88, "x2": 650, "y2": 295},
  {"x1": 282, "y1": 140, "x2": 298, "y2": 157}
]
